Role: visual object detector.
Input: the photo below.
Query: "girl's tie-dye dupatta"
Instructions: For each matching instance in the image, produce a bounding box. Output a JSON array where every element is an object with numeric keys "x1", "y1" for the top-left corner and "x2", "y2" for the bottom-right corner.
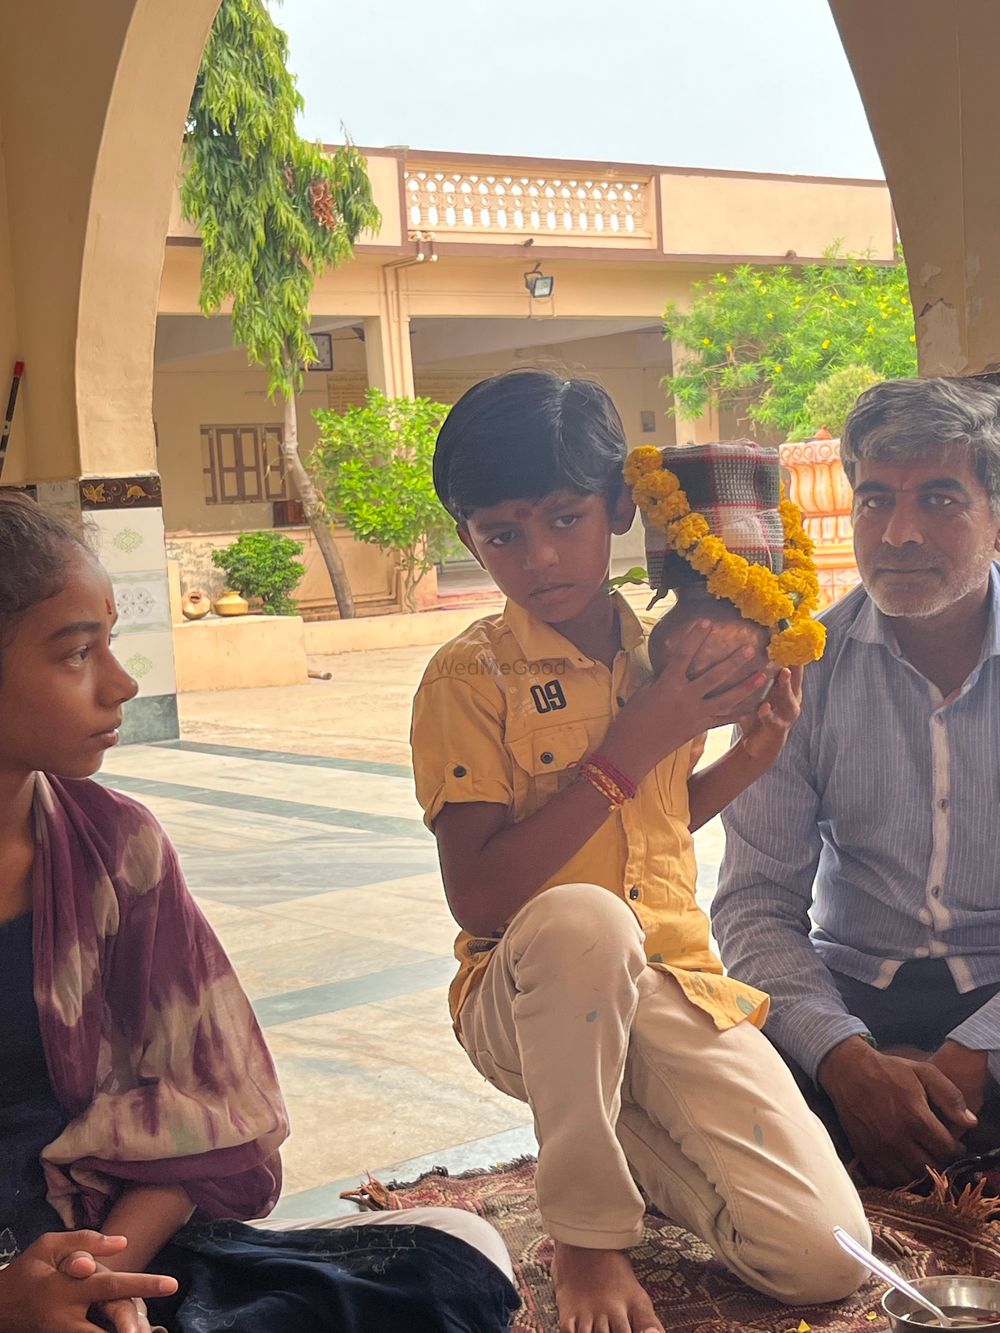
[{"x1": 30, "y1": 773, "x2": 289, "y2": 1228}]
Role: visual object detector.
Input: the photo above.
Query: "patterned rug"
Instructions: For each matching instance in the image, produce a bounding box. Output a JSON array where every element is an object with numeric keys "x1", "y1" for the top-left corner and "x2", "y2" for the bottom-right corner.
[{"x1": 351, "y1": 1157, "x2": 1000, "y2": 1332}]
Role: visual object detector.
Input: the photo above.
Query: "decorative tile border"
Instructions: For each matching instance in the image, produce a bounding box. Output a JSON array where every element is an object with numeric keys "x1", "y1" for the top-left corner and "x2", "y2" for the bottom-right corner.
[
  {"x1": 115, "y1": 628, "x2": 178, "y2": 695},
  {"x1": 76, "y1": 475, "x2": 178, "y2": 741},
  {"x1": 86, "y1": 507, "x2": 172, "y2": 576},
  {"x1": 79, "y1": 474, "x2": 162, "y2": 510},
  {"x1": 112, "y1": 575, "x2": 172, "y2": 636}
]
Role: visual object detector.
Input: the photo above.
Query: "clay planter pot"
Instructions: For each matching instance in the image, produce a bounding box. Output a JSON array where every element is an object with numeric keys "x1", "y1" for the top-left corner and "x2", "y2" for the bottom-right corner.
[{"x1": 648, "y1": 586, "x2": 776, "y2": 711}]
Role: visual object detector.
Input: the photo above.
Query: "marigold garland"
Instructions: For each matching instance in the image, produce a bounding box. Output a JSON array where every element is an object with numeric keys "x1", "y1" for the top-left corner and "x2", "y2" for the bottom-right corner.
[{"x1": 627, "y1": 450, "x2": 827, "y2": 666}]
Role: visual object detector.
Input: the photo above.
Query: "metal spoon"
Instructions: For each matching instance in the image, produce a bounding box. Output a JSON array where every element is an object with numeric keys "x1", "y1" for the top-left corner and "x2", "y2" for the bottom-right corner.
[{"x1": 833, "y1": 1227, "x2": 959, "y2": 1328}]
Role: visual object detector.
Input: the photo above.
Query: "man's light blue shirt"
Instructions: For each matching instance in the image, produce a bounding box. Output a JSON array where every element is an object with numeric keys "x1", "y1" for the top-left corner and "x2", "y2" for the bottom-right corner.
[{"x1": 714, "y1": 565, "x2": 1000, "y2": 1081}]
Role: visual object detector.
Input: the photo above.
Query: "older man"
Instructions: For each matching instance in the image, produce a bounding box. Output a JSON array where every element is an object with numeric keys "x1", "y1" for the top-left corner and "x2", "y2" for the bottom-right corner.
[{"x1": 713, "y1": 375, "x2": 1000, "y2": 1186}]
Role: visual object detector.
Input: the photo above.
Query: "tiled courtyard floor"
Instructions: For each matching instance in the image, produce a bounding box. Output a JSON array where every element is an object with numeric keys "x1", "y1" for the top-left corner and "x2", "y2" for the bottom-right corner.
[{"x1": 101, "y1": 642, "x2": 729, "y2": 1220}]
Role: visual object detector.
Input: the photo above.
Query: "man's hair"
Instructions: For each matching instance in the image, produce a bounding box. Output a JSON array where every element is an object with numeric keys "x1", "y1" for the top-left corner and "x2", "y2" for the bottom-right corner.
[
  {"x1": 433, "y1": 369, "x2": 628, "y2": 521},
  {"x1": 841, "y1": 376, "x2": 1000, "y2": 508},
  {"x1": 0, "y1": 494, "x2": 88, "y2": 656}
]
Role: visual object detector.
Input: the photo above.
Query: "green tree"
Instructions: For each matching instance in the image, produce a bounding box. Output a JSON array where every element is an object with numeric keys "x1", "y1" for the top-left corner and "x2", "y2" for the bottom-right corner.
[
  {"x1": 311, "y1": 390, "x2": 459, "y2": 613},
  {"x1": 182, "y1": 0, "x2": 380, "y2": 619},
  {"x1": 663, "y1": 252, "x2": 917, "y2": 438}
]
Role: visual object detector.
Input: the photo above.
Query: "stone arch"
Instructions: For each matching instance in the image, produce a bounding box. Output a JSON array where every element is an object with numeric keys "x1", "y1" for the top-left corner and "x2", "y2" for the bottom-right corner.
[
  {"x1": 0, "y1": 0, "x2": 220, "y2": 483},
  {"x1": 76, "y1": 0, "x2": 222, "y2": 478}
]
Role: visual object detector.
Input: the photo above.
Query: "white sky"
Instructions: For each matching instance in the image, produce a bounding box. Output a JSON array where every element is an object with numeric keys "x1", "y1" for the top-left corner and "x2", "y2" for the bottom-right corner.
[{"x1": 278, "y1": 0, "x2": 883, "y2": 179}]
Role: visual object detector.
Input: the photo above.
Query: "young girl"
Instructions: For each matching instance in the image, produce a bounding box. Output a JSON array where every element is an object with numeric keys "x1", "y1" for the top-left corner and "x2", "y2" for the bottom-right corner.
[{"x1": 0, "y1": 495, "x2": 518, "y2": 1333}]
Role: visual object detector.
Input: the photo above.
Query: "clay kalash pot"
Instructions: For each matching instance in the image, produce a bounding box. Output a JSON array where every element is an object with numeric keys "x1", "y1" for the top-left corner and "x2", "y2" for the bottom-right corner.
[
  {"x1": 635, "y1": 440, "x2": 787, "y2": 713},
  {"x1": 647, "y1": 584, "x2": 777, "y2": 712},
  {"x1": 181, "y1": 589, "x2": 211, "y2": 621},
  {"x1": 213, "y1": 589, "x2": 249, "y2": 617}
]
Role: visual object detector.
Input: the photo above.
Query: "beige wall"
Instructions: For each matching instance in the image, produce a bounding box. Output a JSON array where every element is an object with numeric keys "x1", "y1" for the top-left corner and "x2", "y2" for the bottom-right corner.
[
  {"x1": 163, "y1": 154, "x2": 895, "y2": 271},
  {"x1": 154, "y1": 346, "x2": 332, "y2": 531},
  {"x1": 411, "y1": 328, "x2": 675, "y2": 444},
  {"x1": 155, "y1": 338, "x2": 404, "y2": 614},
  {"x1": 659, "y1": 171, "x2": 895, "y2": 261}
]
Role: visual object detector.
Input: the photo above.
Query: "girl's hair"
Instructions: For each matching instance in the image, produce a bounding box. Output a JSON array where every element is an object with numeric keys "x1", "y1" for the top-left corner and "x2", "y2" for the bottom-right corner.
[
  {"x1": 433, "y1": 369, "x2": 628, "y2": 521},
  {"x1": 0, "y1": 494, "x2": 89, "y2": 650}
]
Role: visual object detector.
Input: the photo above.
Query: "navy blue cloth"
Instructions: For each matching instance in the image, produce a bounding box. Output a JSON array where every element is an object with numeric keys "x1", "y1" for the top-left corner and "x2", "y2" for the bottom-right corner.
[
  {"x1": 148, "y1": 1218, "x2": 519, "y2": 1333},
  {"x1": 0, "y1": 913, "x2": 68, "y2": 1260}
]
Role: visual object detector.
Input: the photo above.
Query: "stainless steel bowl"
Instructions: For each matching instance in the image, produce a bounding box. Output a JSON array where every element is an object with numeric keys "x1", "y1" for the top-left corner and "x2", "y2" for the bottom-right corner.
[{"x1": 883, "y1": 1274, "x2": 1000, "y2": 1329}]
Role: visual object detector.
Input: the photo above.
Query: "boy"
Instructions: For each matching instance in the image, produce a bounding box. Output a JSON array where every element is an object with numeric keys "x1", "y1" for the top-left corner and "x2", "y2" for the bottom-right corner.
[{"x1": 411, "y1": 370, "x2": 869, "y2": 1333}]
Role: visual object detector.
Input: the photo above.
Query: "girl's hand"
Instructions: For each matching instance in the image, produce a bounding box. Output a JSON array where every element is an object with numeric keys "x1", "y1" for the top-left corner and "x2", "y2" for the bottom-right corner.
[
  {"x1": 0, "y1": 1231, "x2": 176, "y2": 1333},
  {"x1": 736, "y1": 665, "x2": 804, "y2": 767},
  {"x1": 92, "y1": 1293, "x2": 156, "y2": 1333}
]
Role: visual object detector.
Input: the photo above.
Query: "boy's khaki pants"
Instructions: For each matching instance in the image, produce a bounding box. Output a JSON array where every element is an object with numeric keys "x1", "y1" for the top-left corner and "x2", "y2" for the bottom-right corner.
[{"x1": 458, "y1": 883, "x2": 871, "y2": 1306}]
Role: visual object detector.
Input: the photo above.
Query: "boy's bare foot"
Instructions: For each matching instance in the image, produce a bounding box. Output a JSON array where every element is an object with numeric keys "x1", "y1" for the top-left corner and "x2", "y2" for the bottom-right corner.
[{"x1": 551, "y1": 1240, "x2": 665, "y2": 1333}]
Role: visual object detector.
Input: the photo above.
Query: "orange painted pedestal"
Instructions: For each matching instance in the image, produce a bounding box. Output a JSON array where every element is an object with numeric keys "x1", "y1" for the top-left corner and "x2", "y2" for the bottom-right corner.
[{"x1": 779, "y1": 436, "x2": 859, "y2": 610}]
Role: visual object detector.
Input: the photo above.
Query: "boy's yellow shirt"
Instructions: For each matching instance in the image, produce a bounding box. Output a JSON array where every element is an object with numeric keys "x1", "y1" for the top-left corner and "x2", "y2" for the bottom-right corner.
[{"x1": 410, "y1": 593, "x2": 768, "y2": 1034}]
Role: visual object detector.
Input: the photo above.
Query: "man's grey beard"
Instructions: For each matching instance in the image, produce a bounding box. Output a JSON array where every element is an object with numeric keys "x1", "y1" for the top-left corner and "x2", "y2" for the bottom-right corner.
[{"x1": 866, "y1": 563, "x2": 991, "y2": 619}]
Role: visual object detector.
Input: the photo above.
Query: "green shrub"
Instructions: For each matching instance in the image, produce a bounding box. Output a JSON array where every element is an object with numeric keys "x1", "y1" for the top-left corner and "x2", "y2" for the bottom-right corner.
[
  {"x1": 211, "y1": 530, "x2": 305, "y2": 615},
  {"x1": 794, "y1": 364, "x2": 882, "y2": 439}
]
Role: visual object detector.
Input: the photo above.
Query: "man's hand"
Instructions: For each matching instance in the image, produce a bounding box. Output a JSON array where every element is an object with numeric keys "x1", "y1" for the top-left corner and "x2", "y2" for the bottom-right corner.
[
  {"x1": 0, "y1": 1231, "x2": 176, "y2": 1333},
  {"x1": 736, "y1": 666, "x2": 804, "y2": 768},
  {"x1": 928, "y1": 1040, "x2": 989, "y2": 1117},
  {"x1": 818, "y1": 1035, "x2": 977, "y2": 1185}
]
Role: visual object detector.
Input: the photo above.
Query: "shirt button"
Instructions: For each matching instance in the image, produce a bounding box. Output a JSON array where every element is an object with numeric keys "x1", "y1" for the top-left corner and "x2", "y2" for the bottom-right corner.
[
  {"x1": 938, "y1": 798, "x2": 949, "y2": 811},
  {"x1": 616, "y1": 696, "x2": 626, "y2": 708},
  {"x1": 918, "y1": 907, "x2": 933, "y2": 925},
  {"x1": 914, "y1": 946, "x2": 930, "y2": 958},
  {"x1": 453, "y1": 765, "x2": 467, "y2": 778},
  {"x1": 540, "y1": 751, "x2": 554, "y2": 765},
  {"x1": 931, "y1": 884, "x2": 942, "y2": 898},
  {"x1": 628, "y1": 886, "x2": 640, "y2": 900}
]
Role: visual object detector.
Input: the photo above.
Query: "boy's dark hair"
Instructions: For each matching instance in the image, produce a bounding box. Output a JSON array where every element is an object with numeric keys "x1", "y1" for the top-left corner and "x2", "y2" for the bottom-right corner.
[
  {"x1": 0, "y1": 494, "x2": 88, "y2": 654},
  {"x1": 433, "y1": 369, "x2": 628, "y2": 521}
]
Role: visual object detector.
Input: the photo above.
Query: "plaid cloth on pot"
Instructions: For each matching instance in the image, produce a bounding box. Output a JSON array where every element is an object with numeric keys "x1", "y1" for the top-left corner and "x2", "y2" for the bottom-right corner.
[{"x1": 643, "y1": 441, "x2": 784, "y2": 601}]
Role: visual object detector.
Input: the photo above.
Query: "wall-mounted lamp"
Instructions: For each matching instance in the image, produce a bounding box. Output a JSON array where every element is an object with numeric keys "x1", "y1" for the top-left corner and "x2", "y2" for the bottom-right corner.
[{"x1": 524, "y1": 262, "x2": 554, "y2": 299}]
